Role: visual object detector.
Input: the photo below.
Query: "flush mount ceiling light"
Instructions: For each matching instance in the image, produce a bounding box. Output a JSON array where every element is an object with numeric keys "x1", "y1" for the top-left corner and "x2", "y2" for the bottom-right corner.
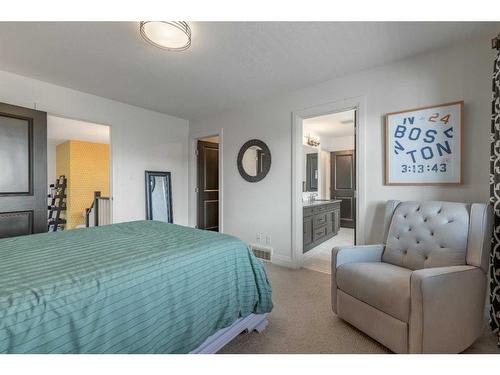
[{"x1": 139, "y1": 21, "x2": 191, "y2": 51}]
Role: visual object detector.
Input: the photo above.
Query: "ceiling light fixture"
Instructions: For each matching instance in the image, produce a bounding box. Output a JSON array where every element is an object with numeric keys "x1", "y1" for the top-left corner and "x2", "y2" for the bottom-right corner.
[{"x1": 139, "y1": 21, "x2": 191, "y2": 52}]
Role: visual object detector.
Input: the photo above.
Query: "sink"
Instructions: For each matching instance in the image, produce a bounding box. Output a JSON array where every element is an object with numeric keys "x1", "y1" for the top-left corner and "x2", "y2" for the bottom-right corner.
[{"x1": 303, "y1": 199, "x2": 333, "y2": 206}]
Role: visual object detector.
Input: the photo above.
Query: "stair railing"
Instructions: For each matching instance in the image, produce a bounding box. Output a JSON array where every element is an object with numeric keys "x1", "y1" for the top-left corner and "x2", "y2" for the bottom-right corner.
[{"x1": 85, "y1": 191, "x2": 111, "y2": 227}]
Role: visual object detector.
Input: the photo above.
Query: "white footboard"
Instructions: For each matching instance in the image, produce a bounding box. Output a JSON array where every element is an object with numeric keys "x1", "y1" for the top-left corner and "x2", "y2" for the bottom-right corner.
[{"x1": 190, "y1": 313, "x2": 268, "y2": 354}]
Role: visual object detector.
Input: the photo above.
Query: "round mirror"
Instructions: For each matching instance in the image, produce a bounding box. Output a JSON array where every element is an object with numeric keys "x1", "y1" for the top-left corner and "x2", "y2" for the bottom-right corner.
[{"x1": 237, "y1": 139, "x2": 272, "y2": 182}]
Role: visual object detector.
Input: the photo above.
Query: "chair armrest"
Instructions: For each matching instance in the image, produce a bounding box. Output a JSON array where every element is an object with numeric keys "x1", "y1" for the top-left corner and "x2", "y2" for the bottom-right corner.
[
  {"x1": 331, "y1": 245, "x2": 384, "y2": 313},
  {"x1": 409, "y1": 265, "x2": 487, "y2": 353},
  {"x1": 332, "y1": 244, "x2": 385, "y2": 269}
]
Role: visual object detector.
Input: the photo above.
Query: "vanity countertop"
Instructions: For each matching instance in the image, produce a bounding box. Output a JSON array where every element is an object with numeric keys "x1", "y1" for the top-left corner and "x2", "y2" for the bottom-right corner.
[{"x1": 302, "y1": 199, "x2": 342, "y2": 208}]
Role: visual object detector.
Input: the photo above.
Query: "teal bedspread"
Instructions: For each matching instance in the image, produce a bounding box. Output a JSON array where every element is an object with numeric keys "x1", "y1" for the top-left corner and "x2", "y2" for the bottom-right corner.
[{"x1": 0, "y1": 221, "x2": 272, "y2": 353}]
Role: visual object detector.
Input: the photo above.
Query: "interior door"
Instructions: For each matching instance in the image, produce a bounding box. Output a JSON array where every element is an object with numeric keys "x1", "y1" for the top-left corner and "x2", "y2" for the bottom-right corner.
[
  {"x1": 331, "y1": 150, "x2": 356, "y2": 229},
  {"x1": 197, "y1": 140, "x2": 219, "y2": 231},
  {"x1": 0, "y1": 102, "x2": 47, "y2": 238}
]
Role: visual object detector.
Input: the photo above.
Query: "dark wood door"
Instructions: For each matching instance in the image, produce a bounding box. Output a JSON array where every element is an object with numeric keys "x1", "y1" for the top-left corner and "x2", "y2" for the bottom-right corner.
[
  {"x1": 331, "y1": 150, "x2": 355, "y2": 229},
  {"x1": 197, "y1": 140, "x2": 219, "y2": 231},
  {"x1": 306, "y1": 153, "x2": 318, "y2": 191},
  {"x1": 0, "y1": 102, "x2": 47, "y2": 238}
]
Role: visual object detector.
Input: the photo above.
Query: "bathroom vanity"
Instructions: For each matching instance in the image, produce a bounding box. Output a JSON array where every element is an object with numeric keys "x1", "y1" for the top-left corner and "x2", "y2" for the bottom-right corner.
[{"x1": 303, "y1": 200, "x2": 341, "y2": 253}]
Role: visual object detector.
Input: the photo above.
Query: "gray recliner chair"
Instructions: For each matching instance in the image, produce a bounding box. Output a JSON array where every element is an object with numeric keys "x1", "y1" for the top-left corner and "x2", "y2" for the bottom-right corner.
[{"x1": 331, "y1": 200, "x2": 493, "y2": 353}]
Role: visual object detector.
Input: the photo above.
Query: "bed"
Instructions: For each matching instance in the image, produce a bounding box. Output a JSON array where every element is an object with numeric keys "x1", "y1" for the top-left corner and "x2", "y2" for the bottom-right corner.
[{"x1": 0, "y1": 221, "x2": 273, "y2": 353}]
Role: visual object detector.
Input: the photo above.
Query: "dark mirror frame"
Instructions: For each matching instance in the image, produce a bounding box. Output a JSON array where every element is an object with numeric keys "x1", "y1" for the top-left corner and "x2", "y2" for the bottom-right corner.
[
  {"x1": 237, "y1": 139, "x2": 272, "y2": 183},
  {"x1": 145, "y1": 171, "x2": 173, "y2": 223}
]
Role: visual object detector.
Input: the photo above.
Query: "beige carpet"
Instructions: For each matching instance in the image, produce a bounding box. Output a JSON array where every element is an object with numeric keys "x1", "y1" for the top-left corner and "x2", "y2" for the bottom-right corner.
[{"x1": 219, "y1": 263, "x2": 500, "y2": 354}]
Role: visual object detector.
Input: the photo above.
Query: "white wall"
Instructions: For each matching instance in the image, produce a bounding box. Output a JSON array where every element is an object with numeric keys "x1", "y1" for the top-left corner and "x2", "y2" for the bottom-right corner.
[
  {"x1": 320, "y1": 149, "x2": 330, "y2": 200},
  {"x1": 189, "y1": 36, "x2": 494, "y2": 266},
  {"x1": 321, "y1": 134, "x2": 355, "y2": 152},
  {"x1": 47, "y1": 116, "x2": 110, "y2": 186},
  {"x1": 0, "y1": 70, "x2": 189, "y2": 225}
]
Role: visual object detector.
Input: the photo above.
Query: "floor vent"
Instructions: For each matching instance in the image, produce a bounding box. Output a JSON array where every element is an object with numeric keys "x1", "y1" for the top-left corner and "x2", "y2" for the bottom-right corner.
[{"x1": 250, "y1": 244, "x2": 272, "y2": 261}]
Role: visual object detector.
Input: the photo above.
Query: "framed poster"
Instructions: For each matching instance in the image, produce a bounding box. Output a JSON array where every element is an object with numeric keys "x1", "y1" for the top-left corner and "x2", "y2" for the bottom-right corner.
[{"x1": 384, "y1": 101, "x2": 463, "y2": 185}]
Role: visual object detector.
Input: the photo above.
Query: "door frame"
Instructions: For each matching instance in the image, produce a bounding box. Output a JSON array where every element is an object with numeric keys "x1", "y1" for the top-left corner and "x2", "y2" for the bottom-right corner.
[
  {"x1": 189, "y1": 129, "x2": 224, "y2": 233},
  {"x1": 291, "y1": 96, "x2": 366, "y2": 268},
  {"x1": 46, "y1": 113, "x2": 113, "y2": 225}
]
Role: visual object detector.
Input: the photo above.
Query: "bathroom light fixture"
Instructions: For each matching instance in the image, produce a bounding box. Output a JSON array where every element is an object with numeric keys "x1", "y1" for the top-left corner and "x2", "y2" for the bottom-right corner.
[
  {"x1": 139, "y1": 21, "x2": 191, "y2": 51},
  {"x1": 305, "y1": 134, "x2": 320, "y2": 147}
]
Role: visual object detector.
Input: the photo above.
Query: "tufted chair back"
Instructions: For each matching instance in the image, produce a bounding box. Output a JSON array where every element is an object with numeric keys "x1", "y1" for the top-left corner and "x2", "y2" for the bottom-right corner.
[{"x1": 382, "y1": 201, "x2": 491, "y2": 272}]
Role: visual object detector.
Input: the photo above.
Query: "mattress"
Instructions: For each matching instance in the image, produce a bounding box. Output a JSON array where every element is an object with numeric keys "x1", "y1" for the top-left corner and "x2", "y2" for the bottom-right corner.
[{"x1": 0, "y1": 221, "x2": 273, "y2": 353}]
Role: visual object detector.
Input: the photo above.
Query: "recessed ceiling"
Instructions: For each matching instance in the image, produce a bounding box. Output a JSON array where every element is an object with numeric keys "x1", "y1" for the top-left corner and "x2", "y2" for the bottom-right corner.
[
  {"x1": 304, "y1": 110, "x2": 355, "y2": 138},
  {"x1": 0, "y1": 22, "x2": 498, "y2": 120}
]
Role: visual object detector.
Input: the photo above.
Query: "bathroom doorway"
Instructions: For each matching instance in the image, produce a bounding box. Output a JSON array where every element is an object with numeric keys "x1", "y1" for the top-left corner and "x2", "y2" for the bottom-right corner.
[
  {"x1": 293, "y1": 103, "x2": 362, "y2": 273},
  {"x1": 302, "y1": 110, "x2": 356, "y2": 272}
]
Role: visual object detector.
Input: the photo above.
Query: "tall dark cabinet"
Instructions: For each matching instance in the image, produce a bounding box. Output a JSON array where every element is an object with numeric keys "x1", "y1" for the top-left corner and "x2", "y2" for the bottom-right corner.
[{"x1": 0, "y1": 102, "x2": 47, "y2": 238}]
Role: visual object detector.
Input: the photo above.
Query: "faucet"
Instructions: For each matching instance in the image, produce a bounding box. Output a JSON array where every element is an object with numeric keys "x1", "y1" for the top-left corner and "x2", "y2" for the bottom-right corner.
[{"x1": 309, "y1": 193, "x2": 318, "y2": 202}]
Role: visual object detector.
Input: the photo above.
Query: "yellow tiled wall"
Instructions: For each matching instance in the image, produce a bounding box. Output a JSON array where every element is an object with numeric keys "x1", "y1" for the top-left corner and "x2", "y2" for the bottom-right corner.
[{"x1": 56, "y1": 140, "x2": 110, "y2": 229}]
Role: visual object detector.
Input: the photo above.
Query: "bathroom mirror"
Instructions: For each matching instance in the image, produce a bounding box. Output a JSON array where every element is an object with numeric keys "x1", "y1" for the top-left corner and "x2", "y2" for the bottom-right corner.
[
  {"x1": 237, "y1": 139, "x2": 271, "y2": 182},
  {"x1": 145, "y1": 171, "x2": 173, "y2": 223},
  {"x1": 304, "y1": 146, "x2": 319, "y2": 192}
]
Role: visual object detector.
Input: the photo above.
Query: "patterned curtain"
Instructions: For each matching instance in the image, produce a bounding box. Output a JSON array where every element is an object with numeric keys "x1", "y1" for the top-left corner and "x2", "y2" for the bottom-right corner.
[{"x1": 490, "y1": 41, "x2": 500, "y2": 346}]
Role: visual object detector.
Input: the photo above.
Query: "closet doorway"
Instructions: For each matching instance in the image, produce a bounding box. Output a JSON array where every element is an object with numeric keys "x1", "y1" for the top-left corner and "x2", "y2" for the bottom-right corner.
[{"x1": 196, "y1": 136, "x2": 220, "y2": 232}]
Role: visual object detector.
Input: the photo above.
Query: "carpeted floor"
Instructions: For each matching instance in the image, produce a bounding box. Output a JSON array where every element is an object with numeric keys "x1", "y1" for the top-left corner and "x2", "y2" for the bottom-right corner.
[{"x1": 219, "y1": 263, "x2": 500, "y2": 354}]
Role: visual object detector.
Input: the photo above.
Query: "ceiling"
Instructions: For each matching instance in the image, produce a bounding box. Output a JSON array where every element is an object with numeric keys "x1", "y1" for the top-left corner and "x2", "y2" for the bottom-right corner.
[
  {"x1": 0, "y1": 22, "x2": 498, "y2": 120},
  {"x1": 47, "y1": 115, "x2": 110, "y2": 144},
  {"x1": 304, "y1": 110, "x2": 355, "y2": 138}
]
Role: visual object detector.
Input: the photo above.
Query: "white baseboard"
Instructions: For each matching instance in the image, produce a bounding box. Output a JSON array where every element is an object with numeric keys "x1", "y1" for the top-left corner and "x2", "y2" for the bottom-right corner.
[
  {"x1": 302, "y1": 243, "x2": 326, "y2": 259},
  {"x1": 270, "y1": 254, "x2": 297, "y2": 269}
]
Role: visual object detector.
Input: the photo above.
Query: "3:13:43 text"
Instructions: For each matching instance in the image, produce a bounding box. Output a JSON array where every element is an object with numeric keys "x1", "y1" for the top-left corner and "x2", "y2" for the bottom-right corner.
[{"x1": 401, "y1": 163, "x2": 447, "y2": 173}]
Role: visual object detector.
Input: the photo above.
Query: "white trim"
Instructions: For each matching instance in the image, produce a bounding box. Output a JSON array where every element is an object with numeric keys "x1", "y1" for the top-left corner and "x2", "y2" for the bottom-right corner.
[
  {"x1": 301, "y1": 241, "x2": 327, "y2": 259},
  {"x1": 270, "y1": 253, "x2": 295, "y2": 268},
  {"x1": 189, "y1": 128, "x2": 224, "y2": 232},
  {"x1": 190, "y1": 313, "x2": 268, "y2": 354},
  {"x1": 291, "y1": 96, "x2": 366, "y2": 268}
]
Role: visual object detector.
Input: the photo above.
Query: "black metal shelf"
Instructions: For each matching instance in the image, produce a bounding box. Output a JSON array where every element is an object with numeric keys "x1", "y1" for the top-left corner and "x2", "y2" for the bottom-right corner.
[{"x1": 48, "y1": 175, "x2": 67, "y2": 232}]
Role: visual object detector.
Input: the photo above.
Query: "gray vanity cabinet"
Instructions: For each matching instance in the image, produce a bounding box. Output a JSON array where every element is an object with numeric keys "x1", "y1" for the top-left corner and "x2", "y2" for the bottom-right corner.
[
  {"x1": 303, "y1": 214, "x2": 313, "y2": 249},
  {"x1": 303, "y1": 200, "x2": 341, "y2": 253}
]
